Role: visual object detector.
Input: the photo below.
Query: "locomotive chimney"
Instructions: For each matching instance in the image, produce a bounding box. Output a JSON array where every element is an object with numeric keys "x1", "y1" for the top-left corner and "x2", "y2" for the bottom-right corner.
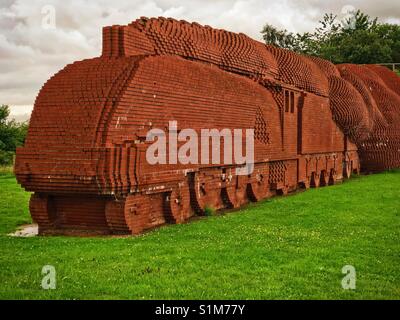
[{"x1": 102, "y1": 25, "x2": 155, "y2": 58}]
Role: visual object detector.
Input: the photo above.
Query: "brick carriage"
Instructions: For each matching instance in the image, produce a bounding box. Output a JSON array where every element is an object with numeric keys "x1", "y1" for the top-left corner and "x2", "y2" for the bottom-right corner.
[{"x1": 14, "y1": 17, "x2": 400, "y2": 235}]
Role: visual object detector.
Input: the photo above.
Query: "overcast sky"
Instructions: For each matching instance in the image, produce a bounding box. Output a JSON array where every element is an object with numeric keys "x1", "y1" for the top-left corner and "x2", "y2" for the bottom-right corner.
[{"x1": 1, "y1": 0, "x2": 399, "y2": 119}]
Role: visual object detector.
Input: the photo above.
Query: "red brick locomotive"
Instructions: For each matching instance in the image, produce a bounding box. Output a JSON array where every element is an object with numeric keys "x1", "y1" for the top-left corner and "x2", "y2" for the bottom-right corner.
[{"x1": 14, "y1": 18, "x2": 400, "y2": 235}]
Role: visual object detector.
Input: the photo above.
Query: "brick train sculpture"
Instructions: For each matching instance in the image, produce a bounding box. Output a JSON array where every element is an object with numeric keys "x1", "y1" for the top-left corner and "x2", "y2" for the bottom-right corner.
[{"x1": 14, "y1": 17, "x2": 400, "y2": 235}]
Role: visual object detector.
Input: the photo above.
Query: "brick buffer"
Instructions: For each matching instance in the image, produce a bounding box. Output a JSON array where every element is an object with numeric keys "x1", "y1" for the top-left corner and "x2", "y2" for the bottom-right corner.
[{"x1": 14, "y1": 17, "x2": 400, "y2": 235}]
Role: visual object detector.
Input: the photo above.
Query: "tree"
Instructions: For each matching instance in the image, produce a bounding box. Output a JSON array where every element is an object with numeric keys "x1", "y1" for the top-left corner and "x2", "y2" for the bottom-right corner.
[
  {"x1": 261, "y1": 24, "x2": 297, "y2": 50},
  {"x1": 0, "y1": 105, "x2": 28, "y2": 166},
  {"x1": 375, "y1": 23, "x2": 400, "y2": 63},
  {"x1": 0, "y1": 105, "x2": 10, "y2": 124},
  {"x1": 261, "y1": 9, "x2": 400, "y2": 65}
]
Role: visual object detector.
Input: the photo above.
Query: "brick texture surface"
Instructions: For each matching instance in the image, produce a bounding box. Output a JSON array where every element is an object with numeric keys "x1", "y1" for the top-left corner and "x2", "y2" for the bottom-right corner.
[{"x1": 14, "y1": 17, "x2": 399, "y2": 235}]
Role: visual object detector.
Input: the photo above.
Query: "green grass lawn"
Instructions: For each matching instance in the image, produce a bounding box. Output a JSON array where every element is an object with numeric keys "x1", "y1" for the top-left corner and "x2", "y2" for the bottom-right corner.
[{"x1": 0, "y1": 170, "x2": 399, "y2": 299}]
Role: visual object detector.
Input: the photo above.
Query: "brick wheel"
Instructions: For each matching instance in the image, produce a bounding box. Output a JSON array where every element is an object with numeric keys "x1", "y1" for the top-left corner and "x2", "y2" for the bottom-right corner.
[
  {"x1": 221, "y1": 168, "x2": 249, "y2": 208},
  {"x1": 192, "y1": 171, "x2": 224, "y2": 214},
  {"x1": 224, "y1": 182, "x2": 249, "y2": 208},
  {"x1": 105, "y1": 199, "x2": 130, "y2": 233},
  {"x1": 29, "y1": 193, "x2": 56, "y2": 233},
  {"x1": 166, "y1": 181, "x2": 192, "y2": 223},
  {"x1": 248, "y1": 164, "x2": 270, "y2": 201},
  {"x1": 124, "y1": 193, "x2": 150, "y2": 234}
]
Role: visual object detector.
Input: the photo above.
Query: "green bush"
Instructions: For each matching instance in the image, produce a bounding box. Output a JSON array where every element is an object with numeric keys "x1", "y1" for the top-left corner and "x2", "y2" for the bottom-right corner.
[
  {"x1": 0, "y1": 150, "x2": 14, "y2": 166},
  {"x1": 203, "y1": 205, "x2": 216, "y2": 216},
  {"x1": 0, "y1": 105, "x2": 28, "y2": 166}
]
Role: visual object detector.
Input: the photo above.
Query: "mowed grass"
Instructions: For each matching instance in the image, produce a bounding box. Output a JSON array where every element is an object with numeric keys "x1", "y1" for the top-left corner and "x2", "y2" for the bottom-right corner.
[
  {"x1": 0, "y1": 170, "x2": 399, "y2": 299},
  {"x1": 0, "y1": 171, "x2": 31, "y2": 234}
]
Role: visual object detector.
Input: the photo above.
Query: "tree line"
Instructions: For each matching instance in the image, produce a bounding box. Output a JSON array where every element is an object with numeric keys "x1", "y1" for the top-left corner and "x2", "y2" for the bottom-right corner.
[{"x1": 261, "y1": 9, "x2": 400, "y2": 69}]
